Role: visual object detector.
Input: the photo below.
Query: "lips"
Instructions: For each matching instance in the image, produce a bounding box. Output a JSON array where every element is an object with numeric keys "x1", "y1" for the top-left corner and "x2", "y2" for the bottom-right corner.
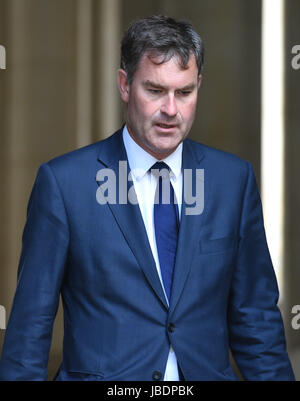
[{"x1": 156, "y1": 123, "x2": 177, "y2": 129}]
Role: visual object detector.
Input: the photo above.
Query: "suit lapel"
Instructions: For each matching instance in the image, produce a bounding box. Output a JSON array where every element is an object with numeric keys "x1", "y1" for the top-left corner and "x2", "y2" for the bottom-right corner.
[
  {"x1": 96, "y1": 130, "x2": 168, "y2": 310},
  {"x1": 169, "y1": 139, "x2": 208, "y2": 316}
]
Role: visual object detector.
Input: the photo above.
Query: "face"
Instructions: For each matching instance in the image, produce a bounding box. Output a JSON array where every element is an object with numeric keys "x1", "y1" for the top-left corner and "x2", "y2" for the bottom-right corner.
[{"x1": 118, "y1": 53, "x2": 202, "y2": 159}]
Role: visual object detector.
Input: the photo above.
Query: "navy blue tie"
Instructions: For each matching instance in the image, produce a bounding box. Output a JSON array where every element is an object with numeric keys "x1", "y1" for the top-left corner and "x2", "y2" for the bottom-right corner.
[{"x1": 152, "y1": 162, "x2": 179, "y2": 302}]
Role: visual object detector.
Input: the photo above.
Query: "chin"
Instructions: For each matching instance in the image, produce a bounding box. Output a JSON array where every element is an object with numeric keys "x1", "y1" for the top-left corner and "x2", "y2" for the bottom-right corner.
[
  {"x1": 158, "y1": 139, "x2": 180, "y2": 152},
  {"x1": 145, "y1": 135, "x2": 183, "y2": 158},
  {"x1": 151, "y1": 144, "x2": 178, "y2": 159}
]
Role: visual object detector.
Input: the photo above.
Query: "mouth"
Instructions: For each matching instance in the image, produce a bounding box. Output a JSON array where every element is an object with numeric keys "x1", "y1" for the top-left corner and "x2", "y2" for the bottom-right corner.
[{"x1": 155, "y1": 123, "x2": 178, "y2": 132}]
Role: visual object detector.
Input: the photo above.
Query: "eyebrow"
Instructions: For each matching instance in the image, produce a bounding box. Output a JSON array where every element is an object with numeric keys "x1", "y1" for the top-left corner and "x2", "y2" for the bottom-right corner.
[{"x1": 143, "y1": 80, "x2": 197, "y2": 91}]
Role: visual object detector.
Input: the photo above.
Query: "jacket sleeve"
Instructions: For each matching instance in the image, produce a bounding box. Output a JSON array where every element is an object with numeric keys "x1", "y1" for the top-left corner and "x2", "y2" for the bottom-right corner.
[
  {"x1": 0, "y1": 163, "x2": 69, "y2": 380},
  {"x1": 228, "y1": 161, "x2": 295, "y2": 380}
]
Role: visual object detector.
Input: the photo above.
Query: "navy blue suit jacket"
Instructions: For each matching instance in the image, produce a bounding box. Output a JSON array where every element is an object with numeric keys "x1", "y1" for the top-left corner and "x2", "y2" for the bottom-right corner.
[{"x1": 0, "y1": 129, "x2": 295, "y2": 380}]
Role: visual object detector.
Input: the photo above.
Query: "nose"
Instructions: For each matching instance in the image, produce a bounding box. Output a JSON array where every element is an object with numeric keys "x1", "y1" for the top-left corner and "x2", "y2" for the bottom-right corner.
[{"x1": 160, "y1": 94, "x2": 178, "y2": 118}]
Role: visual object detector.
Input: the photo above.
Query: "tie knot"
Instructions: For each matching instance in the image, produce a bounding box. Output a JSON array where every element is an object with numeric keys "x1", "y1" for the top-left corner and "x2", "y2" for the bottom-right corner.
[{"x1": 150, "y1": 161, "x2": 170, "y2": 173}]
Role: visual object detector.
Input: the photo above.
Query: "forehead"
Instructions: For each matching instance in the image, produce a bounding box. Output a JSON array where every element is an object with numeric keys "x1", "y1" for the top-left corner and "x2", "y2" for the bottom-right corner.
[{"x1": 133, "y1": 52, "x2": 199, "y2": 86}]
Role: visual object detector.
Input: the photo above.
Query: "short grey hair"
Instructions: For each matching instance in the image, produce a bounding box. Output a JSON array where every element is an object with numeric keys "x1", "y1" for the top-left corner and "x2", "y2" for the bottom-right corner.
[{"x1": 120, "y1": 15, "x2": 204, "y2": 84}]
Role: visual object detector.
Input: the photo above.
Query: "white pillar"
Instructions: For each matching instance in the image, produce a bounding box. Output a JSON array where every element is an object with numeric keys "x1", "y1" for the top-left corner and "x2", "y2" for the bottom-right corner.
[{"x1": 261, "y1": 0, "x2": 285, "y2": 299}]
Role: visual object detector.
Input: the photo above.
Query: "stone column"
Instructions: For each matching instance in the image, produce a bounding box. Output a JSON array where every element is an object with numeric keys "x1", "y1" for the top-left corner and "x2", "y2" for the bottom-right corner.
[{"x1": 0, "y1": 0, "x2": 78, "y2": 379}]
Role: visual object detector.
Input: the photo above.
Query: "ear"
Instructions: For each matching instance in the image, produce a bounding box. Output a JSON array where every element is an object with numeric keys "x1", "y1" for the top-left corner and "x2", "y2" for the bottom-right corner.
[
  {"x1": 197, "y1": 74, "x2": 202, "y2": 89},
  {"x1": 117, "y1": 69, "x2": 130, "y2": 103}
]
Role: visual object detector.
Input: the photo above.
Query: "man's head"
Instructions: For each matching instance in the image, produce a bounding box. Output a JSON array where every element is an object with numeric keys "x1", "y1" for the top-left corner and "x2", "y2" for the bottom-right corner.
[{"x1": 118, "y1": 15, "x2": 204, "y2": 160}]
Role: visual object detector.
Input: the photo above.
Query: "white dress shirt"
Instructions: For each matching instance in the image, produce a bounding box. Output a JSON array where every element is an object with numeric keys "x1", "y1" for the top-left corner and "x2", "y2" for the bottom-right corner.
[{"x1": 122, "y1": 125, "x2": 183, "y2": 381}]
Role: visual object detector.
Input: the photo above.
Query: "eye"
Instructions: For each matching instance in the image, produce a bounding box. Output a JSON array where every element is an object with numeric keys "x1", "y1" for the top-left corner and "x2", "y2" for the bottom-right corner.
[
  {"x1": 148, "y1": 89, "x2": 162, "y2": 94},
  {"x1": 178, "y1": 90, "x2": 192, "y2": 96}
]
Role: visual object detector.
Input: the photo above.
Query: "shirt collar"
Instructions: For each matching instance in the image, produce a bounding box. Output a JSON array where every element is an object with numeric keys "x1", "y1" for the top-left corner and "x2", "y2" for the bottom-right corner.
[{"x1": 122, "y1": 125, "x2": 182, "y2": 181}]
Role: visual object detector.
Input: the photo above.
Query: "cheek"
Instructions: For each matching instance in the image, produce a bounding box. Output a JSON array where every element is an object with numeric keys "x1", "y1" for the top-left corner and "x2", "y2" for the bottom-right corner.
[
  {"x1": 131, "y1": 97, "x2": 156, "y2": 121},
  {"x1": 182, "y1": 101, "x2": 197, "y2": 122}
]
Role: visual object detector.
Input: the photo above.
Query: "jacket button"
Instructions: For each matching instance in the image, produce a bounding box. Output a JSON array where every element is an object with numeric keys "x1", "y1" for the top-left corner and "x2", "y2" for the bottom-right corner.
[
  {"x1": 168, "y1": 323, "x2": 175, "y2": 333},
  {"x1": 152, "y1": 371, "x2": 162, "y2": 381}
]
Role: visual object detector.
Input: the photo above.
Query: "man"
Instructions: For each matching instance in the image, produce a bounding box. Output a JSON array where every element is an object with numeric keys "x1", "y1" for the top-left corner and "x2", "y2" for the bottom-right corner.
[{"x1": 0, "y1": 15, "x2": 295, "y2": 381}]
